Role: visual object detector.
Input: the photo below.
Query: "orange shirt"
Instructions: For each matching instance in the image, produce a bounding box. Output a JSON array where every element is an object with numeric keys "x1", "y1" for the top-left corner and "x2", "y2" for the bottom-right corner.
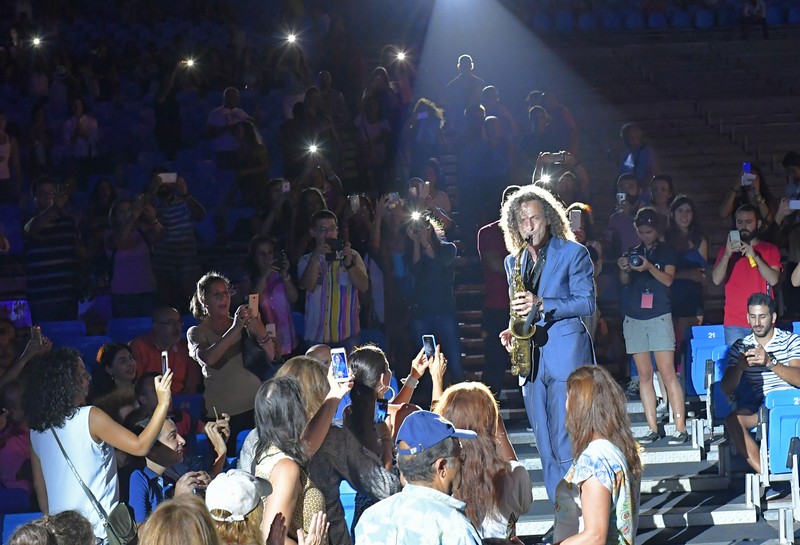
[{"x1": 129, "y1": 332, "x2": 201, "y2": 394}]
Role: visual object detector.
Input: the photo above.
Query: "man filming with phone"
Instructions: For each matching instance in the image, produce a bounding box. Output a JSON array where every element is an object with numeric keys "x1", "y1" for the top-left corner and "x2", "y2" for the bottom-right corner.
[
  {"x1": 712, "y1": 204, "x2": 781, "y2": 345},
  {"x1": 299, "y1": 210, "x2": 369, "y2": 351}
]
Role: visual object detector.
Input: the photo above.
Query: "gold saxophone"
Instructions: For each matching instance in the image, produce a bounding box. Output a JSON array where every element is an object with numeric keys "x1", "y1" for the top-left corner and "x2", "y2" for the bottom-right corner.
[{"x1": 509, "y1": 242, "x2": 538, "y2": 377}]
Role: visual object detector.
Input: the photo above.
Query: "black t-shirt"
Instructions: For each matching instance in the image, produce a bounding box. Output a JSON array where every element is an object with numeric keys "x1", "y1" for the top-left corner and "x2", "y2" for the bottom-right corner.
[{"x1": 621, "y1": 241, "x2": 677, "y2": 320}]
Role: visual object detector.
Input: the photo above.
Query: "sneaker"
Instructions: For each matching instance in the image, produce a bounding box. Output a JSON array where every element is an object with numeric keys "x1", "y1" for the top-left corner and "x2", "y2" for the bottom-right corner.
[
  {"x1": 656, "y1": 399, "x2": 669, "y2": 422},
  {"x1": 640, "y1": 430, "x2": 661, "y2": 443},
  {"x1": 764, "y1": 484, "x2": 789, "y2": 501},
  {"x1": 625, "y1": 380, "x2": 640, "y2": 399},
  {"x1": 668, "y1": 431, "x2": 689, "y2": 445}
]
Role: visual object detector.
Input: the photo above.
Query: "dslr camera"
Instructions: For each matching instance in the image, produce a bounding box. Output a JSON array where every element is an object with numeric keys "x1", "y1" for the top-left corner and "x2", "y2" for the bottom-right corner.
[{"x1": 627, "y1": 251, "x2": 643, "y2": 268}]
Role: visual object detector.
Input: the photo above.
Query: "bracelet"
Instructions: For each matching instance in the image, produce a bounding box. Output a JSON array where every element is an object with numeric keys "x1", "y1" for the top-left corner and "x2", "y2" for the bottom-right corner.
[
  {"x1": 150, "y1": 219, "x2": 159, "y2": 226},
  {"x1": 344, "y1": 261, "x2": 356, "y2": 270},
  {"x1": 257, "y1": 335, "x2": 269, "y2": 344},
  {"x1": 401, "y1": 375, "x2": 419, "y2": 390}
]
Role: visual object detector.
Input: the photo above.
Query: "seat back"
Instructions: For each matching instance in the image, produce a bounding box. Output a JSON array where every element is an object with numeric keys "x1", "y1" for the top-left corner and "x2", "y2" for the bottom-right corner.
[
  {"x1": 765, "y1": 389, "x2": 800, "y2": 474},
  {"x1": 689, "y1": 325, "x2": 726, "y2": 396},
  {"x1": 106, "y1": 317, "x2": 153, "y2": 342}
]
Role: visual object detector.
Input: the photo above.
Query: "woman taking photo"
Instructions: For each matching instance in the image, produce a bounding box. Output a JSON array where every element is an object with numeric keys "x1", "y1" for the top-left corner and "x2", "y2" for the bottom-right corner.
[
  {"x1": 403, "y1": 213, "x2": 463, "y2": 382},
  {"x1": 554, "y1": 365, "x2": 642, "y2": 545},
  {"x1": 665, "y1": 195, "x2": 707, "y2": 354},
  {"x1": 617, "y1": 207, "x2": 687, "y2": 444},
  {"x1": 188, "y1": 272, "x2": 275, "y2": 454},
  {"x1": 89, "y1": 342, "x2": 138, "y2": 400},
  {"x1": 308, "y1": 345, "x2": 402, "y2": 545},
  {"x1": 434, "y1": 381, "x2": 532, "y2": 540},
  {"x1": 240, "y1": 235, "x2": 299, "y2": 360},
  {"x1": 24, "y1": 347, "x2": 173, "y2": 541}
]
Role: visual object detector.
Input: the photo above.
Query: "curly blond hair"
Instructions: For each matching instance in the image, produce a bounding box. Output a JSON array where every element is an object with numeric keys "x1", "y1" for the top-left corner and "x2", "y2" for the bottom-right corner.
[{"x1": 500, "y1": 184, "x2": 574, "y2": 253}]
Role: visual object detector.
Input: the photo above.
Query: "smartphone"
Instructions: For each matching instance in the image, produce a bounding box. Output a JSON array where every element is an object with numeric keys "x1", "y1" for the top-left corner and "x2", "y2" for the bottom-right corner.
[
  {"x1": 386, "y1": 192, "x2": 400, "y2": 209},
  {"x1": 374, "y1": 398, "x2": 388, "y2": 424},
  {"x1": 265, "y1": 323, "x2": 276, "y2": 337},
  {"x1": 790, "y1": 200, "x2": 800, "y2": 210},
  {"x1": 326, "y1": 238, "x2": 345, "y2": 252},
  {"x1": 161, "y1": 350, "x2": 169, "y2": 375},
  {"x1": 349, "y1": 194, "x2": 360, "y2": 212},
  {"x1": 281, "y1": 180, "x2": 291, "y2": 193},
  {"x1": 419, "y1": 181, "x2": 431, "y2": 200},
  {"x1": 730, "y1": 230, "x2": 741, "y2": 242},
  {"x1": 742, "y1": 162, "x2": 751, "y2": 173},
  {"x1": 616, "y1": 192, "x2": 626, "y2": 205},
  {"x1": 741, "y1": 172, "x2": 756, "y2": 186},
  {"x1": 331, "y1": 348, "x2": 349, "y2": 381},
  {"x1": 159, "y1": 172, "x2": 178, "y2": 184},
  {"x1": 422, "y1": 334, "x2": 436, "y2": 359},
  {"x1": 569, "y1": 209, "x2": 582, "y2": 231},
  {"x1": 248, "y1": 293, "x2": 259, "y2": 316},
  {"x1": 30, "y1": 325, "x2": 43, "y2": 346}
]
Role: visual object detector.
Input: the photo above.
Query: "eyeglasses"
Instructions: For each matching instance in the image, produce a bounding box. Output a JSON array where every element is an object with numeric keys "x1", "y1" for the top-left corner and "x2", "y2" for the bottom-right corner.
[{"x1": 315, "y1": 225, "x2": 338, "y2": 233}]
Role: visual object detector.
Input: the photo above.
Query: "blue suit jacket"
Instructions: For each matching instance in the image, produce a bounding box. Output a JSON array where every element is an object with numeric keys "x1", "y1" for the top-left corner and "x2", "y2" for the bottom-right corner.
[{"x1": 504, "y1": 236, "x2": 596, "y2": 382}]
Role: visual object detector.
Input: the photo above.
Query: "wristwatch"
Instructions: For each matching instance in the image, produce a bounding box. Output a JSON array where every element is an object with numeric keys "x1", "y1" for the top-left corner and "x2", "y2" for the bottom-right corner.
[{"x1": 766, "y1": 352, "x2": 779, "y2": 369}]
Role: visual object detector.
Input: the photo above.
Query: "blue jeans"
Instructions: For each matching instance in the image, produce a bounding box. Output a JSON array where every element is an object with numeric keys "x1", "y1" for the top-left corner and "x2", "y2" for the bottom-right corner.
[
  {"x1": 411, "y1": 313, "x2": 464, "y2": 383},
  {"x1": 724, "y1": 325, "x2": 751, "y2": 346}
]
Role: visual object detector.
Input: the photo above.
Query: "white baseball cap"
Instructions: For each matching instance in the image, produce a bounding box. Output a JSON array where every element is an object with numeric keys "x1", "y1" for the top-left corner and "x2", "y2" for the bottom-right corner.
[{"x1": 205, "y1": 470, "x2": 272, "y2": 522}]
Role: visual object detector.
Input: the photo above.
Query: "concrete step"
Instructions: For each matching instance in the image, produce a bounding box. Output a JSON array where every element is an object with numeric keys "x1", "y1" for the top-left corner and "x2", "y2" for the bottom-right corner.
[
  {"x1": 525, "y1": 460, "x2": 729, "y2": 501},
  {"x1": 517, "y1": 491, "x2": 757, "y2": 537},
  {"x1": 514, "y1": 441, "x2": 704, "y2": 472}
]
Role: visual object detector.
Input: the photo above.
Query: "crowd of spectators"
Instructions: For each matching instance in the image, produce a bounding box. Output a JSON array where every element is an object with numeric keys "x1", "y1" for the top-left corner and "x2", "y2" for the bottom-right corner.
[{"x1": 1, "y1": 0, "x2": 800, "y2": 543}]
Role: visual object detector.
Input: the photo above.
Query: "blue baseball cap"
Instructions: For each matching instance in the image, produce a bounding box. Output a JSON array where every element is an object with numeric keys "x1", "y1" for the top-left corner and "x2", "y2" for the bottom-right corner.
[{"x1": 396, "y1": 410, "x2": 477, "y2": 455}]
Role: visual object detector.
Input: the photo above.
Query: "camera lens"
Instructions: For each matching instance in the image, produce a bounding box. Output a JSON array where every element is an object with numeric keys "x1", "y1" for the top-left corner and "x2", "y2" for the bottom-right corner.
[{"x1": 629, "y1": 254, "x2": 643, "y2": 267}]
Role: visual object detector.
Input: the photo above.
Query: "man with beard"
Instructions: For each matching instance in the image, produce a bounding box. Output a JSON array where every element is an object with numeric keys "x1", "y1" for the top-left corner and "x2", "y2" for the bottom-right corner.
[
  {"x1": 721, "y1": 292, "x2": 800, "y2": 479},
  {"x1": 712, "y1": 204, "x2": 781, "y2": 345}
]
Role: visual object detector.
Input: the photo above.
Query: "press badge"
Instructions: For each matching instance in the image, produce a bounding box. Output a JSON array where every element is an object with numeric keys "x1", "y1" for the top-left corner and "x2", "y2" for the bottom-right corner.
[{"x1": 641, "y1": 291, "x2": 654, "y2": 309}]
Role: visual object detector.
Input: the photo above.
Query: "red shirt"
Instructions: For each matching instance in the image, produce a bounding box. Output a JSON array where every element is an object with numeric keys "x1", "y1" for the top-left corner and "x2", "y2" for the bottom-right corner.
[
  {"x1": 714, "y1": 240, "x2": 781, "y2": 327},
  {"x1": 129, "y1": 332, "x2": 202, "y2": 394},
  {"x1": 477, "y1": 221, "x2": 511, "y2": 310}
]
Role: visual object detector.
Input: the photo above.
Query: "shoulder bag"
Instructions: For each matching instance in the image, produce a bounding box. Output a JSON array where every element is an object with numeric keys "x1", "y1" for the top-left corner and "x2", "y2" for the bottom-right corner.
[{"x1": 50, "y1": 429, "x2": 138, "y2": 545}]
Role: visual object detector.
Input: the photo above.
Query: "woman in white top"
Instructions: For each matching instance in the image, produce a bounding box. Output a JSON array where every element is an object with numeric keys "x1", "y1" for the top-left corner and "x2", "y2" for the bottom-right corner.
[
  {"x1": 23, "y1": 347, "x2": 173, "y2": 540},
  {"x1": 554, "y1": 365, "x2": 643, "y2": 545},
  {"x1": 434, "y1": 381, "x2": 533, "y2": 540}
]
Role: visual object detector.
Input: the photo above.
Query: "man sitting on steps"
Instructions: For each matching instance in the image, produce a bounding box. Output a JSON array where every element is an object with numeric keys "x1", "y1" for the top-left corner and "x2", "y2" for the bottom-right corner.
[{"x1": 721, "y1": 292, "x2": 800, "y2": 494}]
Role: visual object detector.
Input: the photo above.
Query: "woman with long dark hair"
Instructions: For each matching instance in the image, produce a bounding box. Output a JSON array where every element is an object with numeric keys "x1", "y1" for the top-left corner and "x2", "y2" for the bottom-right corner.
[
  {"x1": 665, "y1": 194, "x2": 708, "y2": 353},
  {"x1": 308, "y1": 345, "x2": 402, "y2": 545},
  {"x1": 89, "y1": 342, "x2": 137, "y2": 400},
  {"x1": 554, "y1": 365, "x2": 642, "y2": 545},
  {"x1": 24, "y1": 348, "x2": 173, "y2": 541},
  {"x1": 240, "y1": 235, "x2": 298, "y2": 359},
  {"x1": 434, "y1": 381, "x2": 532, "y2": 539}
]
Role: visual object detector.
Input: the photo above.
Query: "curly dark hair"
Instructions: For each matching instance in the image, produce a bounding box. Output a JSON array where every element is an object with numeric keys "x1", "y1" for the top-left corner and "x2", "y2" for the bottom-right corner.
[{"x1": 22, "y1": 347, "x2": 85, "y2": 432}]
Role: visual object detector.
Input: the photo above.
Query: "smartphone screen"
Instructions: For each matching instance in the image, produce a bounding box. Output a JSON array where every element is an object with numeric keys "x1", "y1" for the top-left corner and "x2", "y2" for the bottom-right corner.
[
  {"x1": 161, "y1": 350, "x2": 169, "y2": 375},
  {"x1": 349, "y1": 194, "x2": 360, "y2": 212},
  {"x1": 730, "y1": 230, "x2": 741, "y2": 242},
  {"x1": 422, "y1": 335, "x2": 436, "y2": 359},
  {"x1": 616, "y1": 192, "x2": 626, "y2": 204},
  {"x1": 248, "y1": 293, "x2": 259, "y2": 316},
  {"x1": 281, "y1": 181, "x2": 291, "y2": 193},
  {"x1": 31, "y1": 325, "x2": 43, "y2": 346},
  {"x1": 374, "y1": 398, "x2": 388, "y2": 424},
  {"x1": 265, "y1": 323, "x2": 276, "y2": 337},
  {"x1": 331, "y1": 348, "x2": 349, "y2": 381},
  {"x1": 159, "y1": 172, "x2": 178, "y2": 184},
  {"x1": 569, "y1": 209, "x2": 582, "y2": 232}
]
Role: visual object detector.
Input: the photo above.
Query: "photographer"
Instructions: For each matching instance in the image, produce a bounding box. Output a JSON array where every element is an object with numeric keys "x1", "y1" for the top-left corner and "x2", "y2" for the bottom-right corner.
[
  {"x1": 299, "y1": 210, "x2": 369, "y2": 351},
  {"x1": 617, "y1": 207, "x2": 687, "y2": 444}
]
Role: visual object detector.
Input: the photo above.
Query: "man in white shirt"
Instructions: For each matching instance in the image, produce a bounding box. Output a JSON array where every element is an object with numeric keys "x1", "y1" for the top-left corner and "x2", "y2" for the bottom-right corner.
[{"x1": 206, "y1": 87, "x2": 252, "y2": 169}]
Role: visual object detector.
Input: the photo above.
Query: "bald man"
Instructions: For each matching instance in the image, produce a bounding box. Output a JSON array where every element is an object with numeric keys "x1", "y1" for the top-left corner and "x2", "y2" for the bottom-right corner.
[
  {"x1": 129, "y1": 307, "x2": 201, "y2": 394},
  {"x1": 305, "y1": 343, "x2": 332, "y2": 367}
]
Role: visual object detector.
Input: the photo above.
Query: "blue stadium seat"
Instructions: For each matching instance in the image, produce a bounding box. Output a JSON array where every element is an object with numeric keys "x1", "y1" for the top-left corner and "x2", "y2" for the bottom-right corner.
[
  {"x1": 236, "y1": 429, "x2": 252, "y2": 454},
  {"x1": 0, "y1": 206, "x2": 23, "y2": 256},
  {"x1": 39, "y1": 320, "x2": 87, "y2": 341},
  {"x1": 695, "y1": 9, "x2": 715, "y2": 28},
  {"x1": 106, "y1": 316, "x2": 153, "y2": 342},
  {"x1": 765, "y1": 390, "x2": 800, "y2": 474},
  {"x1": 602, "y1": 11, "x2": 622, "y2": 29},
  {"x1": 71, "y1": 335, "x2": 113, "y2": 372},
  {"x1": 0, "y1": 489, "x2": 31, "y2": 514},
  {"x1": 788, "y1": 7, "x2": 800, "y2": 24},
  {"x1": 173, "y1": 393, "x2": 204, "y2": 421},
  {"x1": 1, "y1": 512, "x2": 43, "y2": 543},
  {"x1": 292, "y1": 311, "x2": 305, "y2": 341},
  {"x1": 624, "y1": 11, "x2": 646, "y2": 29},
  {"x1": 340, "y1": 480, "x2": 356, "y2": 531},
  {"x1": 688, "y1": 324, "x2": 725, "y2": 396},
  {"x1": 555, "y1": 11, "x2": 575, "y2": 31},
  {"x1": 648, "y1": 12, "x2": 669, "y2": 29},
  {"x1": 766, "y1": 5, "x2": 786, "y2": 25},
  {"x1": 577, "y1": 12, "x2": 598, "y2": 30},
  {"x1": 671, "y1": 9, "x2": 692, "y2": 28}
]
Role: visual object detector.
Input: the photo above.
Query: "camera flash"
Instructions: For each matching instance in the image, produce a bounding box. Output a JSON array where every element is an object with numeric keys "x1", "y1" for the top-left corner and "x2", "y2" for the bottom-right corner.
[
  {"x1": 540, "y1": 174, "x2": 551, "y2": 184},
  {"x1": 396, "y1": 51, "x2": 406, "y2": 61},
  {"x1": 32, "y1": 37, "x2": 41, "y2": 46},
  {"x1": 411, "y1": 211, "x2": 422, "y2": 221},
  {"x1": 186, "y1": 58, "x2": 195, "y2": 67},
  {"x1": 308, "y1": 144, "x2": 318, "y2": 153},
  {"x1": 287, "y1": 33, "x2": 297, "y2": 44}
]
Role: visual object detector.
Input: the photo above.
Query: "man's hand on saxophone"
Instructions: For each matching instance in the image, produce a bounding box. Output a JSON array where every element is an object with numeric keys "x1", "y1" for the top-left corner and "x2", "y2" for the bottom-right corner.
[{"x1": 510, "y1": 291, "x2": 543, "y2": 316}]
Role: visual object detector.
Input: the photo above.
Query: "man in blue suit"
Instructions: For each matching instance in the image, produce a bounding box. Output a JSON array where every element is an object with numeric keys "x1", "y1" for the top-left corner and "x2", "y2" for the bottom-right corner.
[{"x1": 499, "y1": 185, "x2": 595, "y2": 502}]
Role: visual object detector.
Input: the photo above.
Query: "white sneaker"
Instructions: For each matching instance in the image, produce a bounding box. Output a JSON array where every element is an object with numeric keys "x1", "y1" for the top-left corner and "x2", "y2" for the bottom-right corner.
[{"x1": 656, "y1": 399, "x2": 669, "y2": 422}]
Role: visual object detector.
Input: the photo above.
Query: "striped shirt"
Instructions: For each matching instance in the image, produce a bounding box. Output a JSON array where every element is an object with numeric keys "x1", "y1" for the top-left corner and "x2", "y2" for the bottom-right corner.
[
  {"x1": 24, "y1": 214, "x2": 79, "y2": 306},
  {"x1": 151, "y1": 199, "x2": 199, "y2": 269},
  {"x1": 727, "y1": 329, "x2": 800, "y2": 397},
  {"x1": 298, "y1": 252, "x2": 365, "y2": 343}
]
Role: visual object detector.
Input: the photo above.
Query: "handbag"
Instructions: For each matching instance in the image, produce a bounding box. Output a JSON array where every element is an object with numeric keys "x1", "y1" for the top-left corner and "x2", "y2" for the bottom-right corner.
[
  {"x1": 50, "y1": 429, "x2": 138, "y2": 545},
  {"x1": 241, "y1": 328, "x2": 274, "y2": 382}
]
